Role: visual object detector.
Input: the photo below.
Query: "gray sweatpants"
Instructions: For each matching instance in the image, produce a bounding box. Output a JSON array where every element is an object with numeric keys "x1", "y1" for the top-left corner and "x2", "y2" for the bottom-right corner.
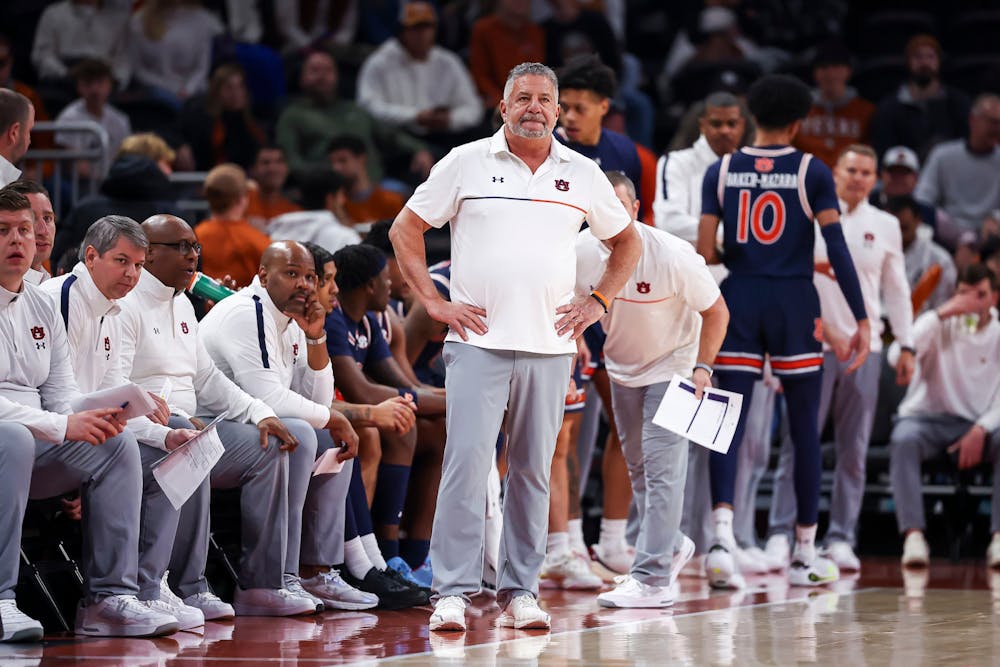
[
  {"x1": 890, "y1": 414, "x2": 1000, "y2": 534},
  {"x1": 611, "y1": 380, "x2": 688, "y2": 586},
  {"x1": 300, "y1": 428, "x2": 353, "y2": 568},
  {"x1": 733, "y1": 381, "x2": 777, "y2": 548},
  {"x1": 431, "y1": 342, "x2": 573, "y2": 607},
  {"x1": 0, "y1": 422, "x2": 142, "y2": 604},
  {"x1": 168, "y1": 417, "x2": 294, "y2": 596},
  {"x1": 768, "y1": 352, "x2": 881, "y2": 545}
]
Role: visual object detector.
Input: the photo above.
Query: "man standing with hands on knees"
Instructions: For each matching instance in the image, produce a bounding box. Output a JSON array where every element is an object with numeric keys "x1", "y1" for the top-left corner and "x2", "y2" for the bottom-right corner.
[
  {"x1": 581, "y1": 171, "x2": 729, "y2": 608},
  {"x1": 390, "y1": 62, "x2": 640, "y2": 632}
]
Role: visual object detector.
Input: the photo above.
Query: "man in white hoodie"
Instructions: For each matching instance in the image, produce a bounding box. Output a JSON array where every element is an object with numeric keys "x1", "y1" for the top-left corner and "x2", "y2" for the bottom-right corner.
[{"x1": 267, "y1": 169, "x2": 360, "y2": 254}]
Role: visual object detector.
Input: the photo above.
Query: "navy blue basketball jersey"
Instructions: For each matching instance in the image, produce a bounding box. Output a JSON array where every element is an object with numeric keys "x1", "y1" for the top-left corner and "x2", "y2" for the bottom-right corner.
[
  {"x1": 413, "y1": 261, "x2": 451, "y2": 387},
  {"x1": 701, "y1": 146, "x2": 839, "y2": 279},
  {"x1": 325, "y1": 306, "x2": 392, "y2": 371}
]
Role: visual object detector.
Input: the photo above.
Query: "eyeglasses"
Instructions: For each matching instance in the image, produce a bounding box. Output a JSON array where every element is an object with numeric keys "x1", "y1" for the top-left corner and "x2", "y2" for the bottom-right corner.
[{"x1": 151, "y1": 240, "x2": 202, "y2": 255}]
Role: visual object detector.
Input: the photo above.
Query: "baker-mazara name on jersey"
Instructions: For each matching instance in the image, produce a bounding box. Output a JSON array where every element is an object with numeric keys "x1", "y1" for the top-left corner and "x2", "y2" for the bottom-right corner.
[{"x1": 725, "y1": 172, "x2": 799, "y2": 189}]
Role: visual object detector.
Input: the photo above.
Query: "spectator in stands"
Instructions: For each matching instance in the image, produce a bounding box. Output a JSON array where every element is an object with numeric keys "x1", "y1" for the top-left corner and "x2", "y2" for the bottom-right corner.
[
  {"x1": 126, "y1": 0, "x2": 225, "y2": 109},
  {"x1": 890, "y1": 264, "x2": 1000, "y2": 568},
  {"x1": 794, "y1": 40, "x2": 875, "y2": 168},
  {"x1": 0, "y1": 34, "x2": 52, "y2": 182},
  {"x1": 53, "y1": 132, "x2": 181, "y2": 267},
  {"x1": 6, "y1": 180, "x2": 56, "y2": 285},
  {"x1": 468, "y1": 0, "x2": 545, "y2": 109},
  {"x1": 54, "y1": 59, "x2": 132, "y2": 180},
  {"x1": 357, "y1": 2, "x2": 482, "y2": 153},
  {"x1": 31, "y1": 0, "x2": 130, "y2": 88},
  {"x1": 246, "y1": 145, "x2": 301, "y2": 232},
  {"x1": 982, "y1": 235, "x2": 1000, "y2": 281},
  {"x1": 274, "y1": 0, "x2": 360, "y2": 53},
  {"x1": 889, "y1": 195, "x2": 957, "y2": 314},
  {"x1": 870, "y1": 34, "x2": 971, "y2": 160},
  {"x1": 660, "y1": 7, "x2": 768, "y2": 86},
  {"x1": 178, "y1": 63, "x2": 268, "y2": 172},
  {"x1": 276, "y1": 50, "x2": 433, "y2": 185},
  {"x1": 268, "y1": 168, "x2": 360, "y2": 253},
  {"x1": 197, "y1": 163, "x2": 272, "y2": 288},
  {"x1": 327, "y1": 134, "x2": 404, "y2": 226},
  {"x1": 870, "y1": 146, "x2": 938, "y2": 230},
  {"x1": 555, "y1": 55, "x2": 643, "y2": 217},
  {"x1": 654, "y1": 91, "x2": 745, "y2": 244},
  {"x1": 0, "y1": 188, "x2": 178, "y2": 642},
  {"x1": 0, "y1": 89, "x2": 33, "y2": 187},
  {"x1": 915, "y1": 94, "x2": 1000, "y2": 248},
  {"x1": 544, "y1": 0, "x2": 620, "y2": 74}
]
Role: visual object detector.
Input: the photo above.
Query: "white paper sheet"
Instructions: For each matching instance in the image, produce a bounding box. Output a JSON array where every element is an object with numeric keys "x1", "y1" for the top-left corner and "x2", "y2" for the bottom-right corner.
[
  {"x1": 651, "y1": 374, "x2": 744, "y2": 454},
  {"x1": 70, "y1": 382, "x2": 159, "y2": 421},
  {"x1": 151, "y1": 414, "x2": 227, "y2": 510},
  {"x1": 312, "y1": 447, "x2": 346, "y2": 476}
]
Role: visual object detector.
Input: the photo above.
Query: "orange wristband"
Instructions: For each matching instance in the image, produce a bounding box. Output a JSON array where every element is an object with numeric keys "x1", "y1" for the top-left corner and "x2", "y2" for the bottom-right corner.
[{"x1": 589, "y1": 290, "x2": 610, "y2": 313}]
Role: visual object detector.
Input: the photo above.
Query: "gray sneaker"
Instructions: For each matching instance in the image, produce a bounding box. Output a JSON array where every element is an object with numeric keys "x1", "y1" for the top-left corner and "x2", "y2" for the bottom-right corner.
[
  {"x1": 283, "y1": 574, "x2": 324, "y2": 613},
  {"x1": 301, "y1": 570, "x2": 379, "y2": 610}
]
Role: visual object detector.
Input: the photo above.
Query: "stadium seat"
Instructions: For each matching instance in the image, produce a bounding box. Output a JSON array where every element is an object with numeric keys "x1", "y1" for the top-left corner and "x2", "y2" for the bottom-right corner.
[
  {"x1": 858, "y1": 11, "x2": 936, "y2": 57},
  {"x1": 851, "y1": 56, "x2": 908, "y2": 102},
  {"x1": 945, "y1": 10, "x2": 1000, "y2": 56}
]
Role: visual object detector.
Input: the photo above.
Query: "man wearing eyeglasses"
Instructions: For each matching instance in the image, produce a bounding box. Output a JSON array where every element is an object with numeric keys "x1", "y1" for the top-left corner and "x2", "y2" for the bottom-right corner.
[
  {"x1": 196, "y1": 163, "x2": 272, "y2": 288},
  {"x1": 115, "y1": 214, "x2": 329, "y2": 617}
]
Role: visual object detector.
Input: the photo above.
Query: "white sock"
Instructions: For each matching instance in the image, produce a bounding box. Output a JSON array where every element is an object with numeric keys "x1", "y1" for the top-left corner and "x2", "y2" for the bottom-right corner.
[
  {"x1": 598, "y1": 518, "x2": 627, "y2": 552},
  {"x1": 794, "y1": 524, "x2": 817, "y2": 565},
  {"x1": 360, "y1": 533, "x2": 388, "y2": 570},
  {"x1": 547, "y1": 532, "x2": 570, "y2": 558},
  {"x1": 713, "y1": 507, "x2": 736, "y2": 549},
  {"x1": 344, "y1": 537, "x2": 374, "y2": 579},
  {"x1": 568, "y1": 518, "x2": 587, "y2": 555}
]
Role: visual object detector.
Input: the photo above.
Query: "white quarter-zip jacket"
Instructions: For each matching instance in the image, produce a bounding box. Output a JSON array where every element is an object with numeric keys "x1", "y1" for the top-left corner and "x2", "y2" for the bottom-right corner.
[
  {"x1": 117, "y1": 270, "x2": 276, "y2": 435},
  {"x1": 653, "y1": 135, "x2": 720, "y2": 244},
  {"x1": 199, "y1": 276, "x2": 334, "y2": 428},
  {"x1": 0, "y1": 279, "x2": 77, "y2": 443}
]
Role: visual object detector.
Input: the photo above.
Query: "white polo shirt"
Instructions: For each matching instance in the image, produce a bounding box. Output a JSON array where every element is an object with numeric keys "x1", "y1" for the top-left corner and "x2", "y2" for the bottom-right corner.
[
  {"x1": 25, "y1": 267, "x2": 51, "y2": 285},
  {"x1": 813, "y1": 199, "x2": 914, "y2": 353},
  {"x1": 576, "y1": 222, "x2": 720, "y2": 388},
  {"x1": 117, "y1": 270, "x2": 276, "y2": 427},
  {"x1": 0, "y1": 280, "x2": 78, "y2": 443},
  {"x1": 200, "y1": 276, "x2": 334, "y2": 428},
  {"x1": 405, "y1": 128, "x2": 631, "y2": 355}
]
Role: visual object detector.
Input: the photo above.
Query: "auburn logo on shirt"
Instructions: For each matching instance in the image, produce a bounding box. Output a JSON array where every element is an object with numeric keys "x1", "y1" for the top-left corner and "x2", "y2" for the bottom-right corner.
[
  {"x1": 104, "y1": 337, "x2": 111, "y2": 351},
  {"x1": 864, "y1": 232, "x2": 875, "y2": 248},
  {"x1": 31, "y1": 326, "x2": 45, "y2": 340},
  {"x1": 180, "y1": 322, "x2": 189, "y2": 334},
  {"x1": 554, "y1": 179, "x2": 570, "y2": 191},
  {"x1": 636, "y1": 281, "x2": 651, "y2": 294},
  {"x1": 754, "y1": 157, "x2": 774, "y2": 173},
  {"x1": 292, "y1": 343, "x2": 299, "y2": 357}
]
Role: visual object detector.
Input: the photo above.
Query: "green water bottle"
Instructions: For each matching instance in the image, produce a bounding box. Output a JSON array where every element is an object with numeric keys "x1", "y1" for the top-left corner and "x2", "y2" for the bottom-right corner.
[{"x1": 187, "y1": 272, "x2": 236, "y2": 302}]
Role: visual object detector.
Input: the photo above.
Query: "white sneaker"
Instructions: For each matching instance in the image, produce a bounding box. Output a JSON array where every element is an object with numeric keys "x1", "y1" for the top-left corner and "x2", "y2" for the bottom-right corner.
[
  {"x1": 590, "y1": 543, "x2": 634, "y2": 576},
  {"x1": 733, "y1": 546, "x2": 769, "y2": 575},
  {"x1": 283, "y1": 574, "x2": 323, "y2": 612},
  {"x1": 75, "y1": 594, "x2": 179, "y2": 637},
  {"x1": 232, "y1": 587, "x2": 317, "y2": 617},
  {"x1": 540, "y1": 552, "x2": 602, "y2": 590},
  {"x1": 901, "y1": 531, "x2": 930, "y2": 568},
  {"x1": 154, "y1": 575, "x2": 205, "y2": 630},
  {"x1": 183, "y1": 592, "x2": 235, "y2": 621},
  {"x1": 301, "y1": 570, "x2": 378, "y2": 610},
  {"x1": 764, "y1": 534, "x2": 790, "y2": 569},
  {"x1": 670, "y1": 534, "x2": 696, "y2": 587},
  {"x1": 680, "y1": 553, "x2": 706, "y2": 579},
  {"x1": 822, "y1": 541, "x2": 861, "y2": 572},
  {"x1": 705, "y1": 544, "x2": 745, "y2": 590},
  {"x1": 0, "y1": 600, "x2": 43, "y2": 642},
  {"x1": 988, "y1": 534, "x2": 1000, "y2": 568},
  {"x1": 429, "y1": 595, "x2": 467, "y2": 632},
  {"x1": 597, "y1": 575, "x2": 677, "y2": 608},
  {"x1": 497, "y1": 595, "x2": 550, "y2": 630},
  {"x1": 788, "y1": 556, "x2": 839, "y2": 587}
]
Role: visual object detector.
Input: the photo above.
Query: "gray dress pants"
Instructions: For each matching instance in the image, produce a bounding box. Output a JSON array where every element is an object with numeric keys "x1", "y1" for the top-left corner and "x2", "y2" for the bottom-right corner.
[{"x1": 431, "y1": 342, "x2": 573, "y2": 608}]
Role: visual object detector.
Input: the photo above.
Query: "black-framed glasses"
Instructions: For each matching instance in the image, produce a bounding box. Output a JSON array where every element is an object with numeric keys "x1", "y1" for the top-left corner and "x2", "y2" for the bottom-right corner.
[{"x1": 151, "y1": 240, "x2": 202, "y2": 256}]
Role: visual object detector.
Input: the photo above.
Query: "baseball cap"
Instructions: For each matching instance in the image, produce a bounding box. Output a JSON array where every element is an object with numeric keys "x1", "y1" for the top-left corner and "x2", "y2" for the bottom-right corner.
[
  {"x1": 882, "y1": 146, "x2": 920, "y2": 172},
  {"x1": 399, "y1": 1, "x2": 437, "y2": 28}
]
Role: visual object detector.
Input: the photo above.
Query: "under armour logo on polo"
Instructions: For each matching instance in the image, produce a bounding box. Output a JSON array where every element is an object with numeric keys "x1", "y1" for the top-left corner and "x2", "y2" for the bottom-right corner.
[
  {"x1": 492, "y1": 176, "x2": 504, "y2": 183},
  {"x1": 555, "y1": 179, "x2": 569, "y2": 191},
  {"x1": 636, "y1": 281, "x2": 651, "y2": 294}
]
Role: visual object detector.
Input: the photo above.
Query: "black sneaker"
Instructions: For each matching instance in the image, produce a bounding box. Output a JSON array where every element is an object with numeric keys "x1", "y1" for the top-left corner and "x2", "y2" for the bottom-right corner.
[
  {"x1": 383, "y1": 564, "x2": 432, "y2": 596},
  {"x1": 340, "y1": 567, "x2": 429, "y2": 610}
]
